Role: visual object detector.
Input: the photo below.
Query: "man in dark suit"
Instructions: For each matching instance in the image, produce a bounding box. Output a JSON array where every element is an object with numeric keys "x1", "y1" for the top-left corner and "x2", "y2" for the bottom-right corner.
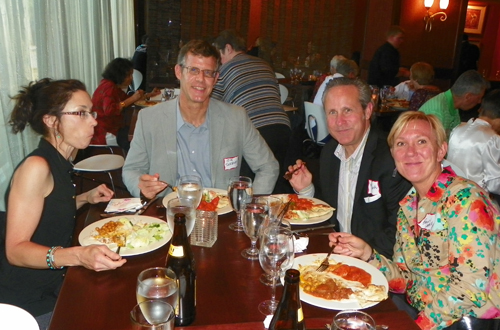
[{"x1": 287, "y1": 77, "x2": 411, "y2": 258}]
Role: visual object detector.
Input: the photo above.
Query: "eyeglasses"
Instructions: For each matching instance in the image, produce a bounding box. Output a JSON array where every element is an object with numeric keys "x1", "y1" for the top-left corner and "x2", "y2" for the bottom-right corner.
[
  {"x1": 60, "y1": 111, "x2": 97, "y2": 119},
  {"x1": 182, "y1": 66, "x2": 218, "y2": 78}
]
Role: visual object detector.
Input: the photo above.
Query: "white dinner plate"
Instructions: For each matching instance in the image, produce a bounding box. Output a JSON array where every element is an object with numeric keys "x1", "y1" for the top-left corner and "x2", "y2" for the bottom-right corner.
[
  {"x1": 78, "y1": 216, "x2": 171, "y2": 257},
  {"x1": 0, "y1": 304, "x2": 38, "y2": 330},
  {"x1": 292, "y1": 253, "x2": 388, "y2": 310},
  {"x1": 272, "y1": 194, "x2": 334, "y2": 225},
  {"x1": 162, "y1": 188, "x2": 232, "y2": 215}
]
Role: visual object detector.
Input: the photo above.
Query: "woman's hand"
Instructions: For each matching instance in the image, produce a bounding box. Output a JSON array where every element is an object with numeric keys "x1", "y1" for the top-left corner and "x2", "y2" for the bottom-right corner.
[
  {"x1": 75, "y1": 245, "x2": 126, "y2": 271},
  {"x1": 87, "y1": 184, "x2": 114, "y2": 204},
  {"x1": 146, "y1": 88, "x2": 161, "y2": 99},
  {"x1": 287, "y1": 159, "x2": 313, "y2": 192},
  {"x1": 329, "y1": 232, "x2": 373, "y2": 261}
]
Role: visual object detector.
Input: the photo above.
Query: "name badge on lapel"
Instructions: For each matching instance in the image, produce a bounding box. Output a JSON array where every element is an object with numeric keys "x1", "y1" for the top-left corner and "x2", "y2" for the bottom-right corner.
[
  {"x1": 419, "y1": 213, "x2": 437, "y2": 231},
  {"x1": 364, "y1": 180, "x2": 382, "y2": 203},
  {"x1": 224, "y1": 156, "x2": 238, "y2": 171}
]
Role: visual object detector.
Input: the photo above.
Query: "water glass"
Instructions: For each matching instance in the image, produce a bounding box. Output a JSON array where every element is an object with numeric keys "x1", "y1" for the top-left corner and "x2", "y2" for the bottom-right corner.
[
  {"x1": 166, "y1": 197, "x2": 195, "y2": 236},
  {"x1": 241, "y1": 198, "x2": 269, "y2": 260},
  {"x1": 136, "y1": 267, "x2": 178, "y2": 310},
  {"x1": 161, "y1": 88, "x2": 175, "y2": 101},
  {"x1": 190, "y1": 210, "x2": 218, "y2": 247},
  {"x1": 130, "y1": 300, "x2": 175, "y2": 330},
  {"x1": 254, "y1": 196, "x2": 283, "y2": 219},
  {"x1": 332, "y1": 310, "x2": 376, "y2": 330},
  {"x1": 176, "y1": 175, "x2": 203, "y2": 208},
  {"x1": 228, "y1": 176, "x2": 253, "y2": 231}
]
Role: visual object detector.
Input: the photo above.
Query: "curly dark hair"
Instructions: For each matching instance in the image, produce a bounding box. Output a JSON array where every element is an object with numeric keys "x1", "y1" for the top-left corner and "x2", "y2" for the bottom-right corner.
[
  {"x1": 9, "y1": 78, "x2": 87, "y2": 136},
  {"x1": 102, "y1": 58, "x2": 134, "y2": 85}
]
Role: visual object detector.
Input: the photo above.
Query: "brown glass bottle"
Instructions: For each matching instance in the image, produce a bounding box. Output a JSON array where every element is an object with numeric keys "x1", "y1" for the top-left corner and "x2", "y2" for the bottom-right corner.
[
  {"x1": 269, "y1": 269, "x2": 306, "y2": 330},
  {"x1": 165, "y1": 213, "x2": 196, "y2": 326}
]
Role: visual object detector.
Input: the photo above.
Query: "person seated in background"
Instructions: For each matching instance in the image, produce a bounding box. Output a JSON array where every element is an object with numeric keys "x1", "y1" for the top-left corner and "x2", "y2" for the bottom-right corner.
[
  {"x1": 91, "y1": 58, "x2": 160, "y2": 151},
  {"x1": 313, "y1": 59, "x2": 359, "y2": 105},
  {"x1": 287, "y1": 77, "x2": 411, "y2": 258},
  {"x1": 392, "y1": 62, "x2": 441, "y2": 110},
  {"x1": 419, "y1": 70, "x2": 489, "y2": 138},
  {"x1": 122, "y1": 40, "x2": 279, "y2": 199},
  {"x1": 329, "y1": 111, "x2": 500, "y2": 330},
  {"x1": 310, "y1": 54, "x2": 346, "y2": 102},
  {"x1": 1, "y1": 78, "x2": 126, "y2": 329},
  {"x1": 447, "y1": 90, "x2": 500, "y2": 197},
  {"x1": 212, "y1": 29, "x2": 291, "y2": 194},
  {"x1": 368, "y1": 25, "x2": 410, "y2": 87}
]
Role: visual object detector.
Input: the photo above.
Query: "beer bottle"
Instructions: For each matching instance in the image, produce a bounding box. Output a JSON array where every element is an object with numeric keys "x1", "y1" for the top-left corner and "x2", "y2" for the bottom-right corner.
[
  {"x1": 165, "y1": 213, "x2": 196, "y2": 326},
  {"x1": 269, "y1": 269, "x2": 306, "y2": 330}
]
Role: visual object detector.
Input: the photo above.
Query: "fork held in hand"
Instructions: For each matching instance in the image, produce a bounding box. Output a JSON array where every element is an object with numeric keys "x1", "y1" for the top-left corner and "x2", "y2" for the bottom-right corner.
[{"x1": 316, "y1": 244, "x2": 336, "y2": 272}]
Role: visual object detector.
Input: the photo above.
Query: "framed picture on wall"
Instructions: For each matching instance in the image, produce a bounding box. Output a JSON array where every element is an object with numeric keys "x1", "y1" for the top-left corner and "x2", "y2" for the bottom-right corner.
[{"x1": 464, "y1": 5, "x2": 487, "y2": 34}]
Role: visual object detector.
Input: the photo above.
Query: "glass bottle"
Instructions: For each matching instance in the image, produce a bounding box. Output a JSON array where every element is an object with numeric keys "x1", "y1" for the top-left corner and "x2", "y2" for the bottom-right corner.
[
  {"x1": 165, "y1": 213, "x2": 196, "y2": 326},
  {"x1": 268, "y1": 269, "x2": 306, "y2": 330}
]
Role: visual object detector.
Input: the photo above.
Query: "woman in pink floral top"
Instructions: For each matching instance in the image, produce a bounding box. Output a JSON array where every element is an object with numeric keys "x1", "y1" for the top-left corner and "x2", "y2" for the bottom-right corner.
[{"x1": 329, "y1": 111, "x2": 500, "y2": 330}]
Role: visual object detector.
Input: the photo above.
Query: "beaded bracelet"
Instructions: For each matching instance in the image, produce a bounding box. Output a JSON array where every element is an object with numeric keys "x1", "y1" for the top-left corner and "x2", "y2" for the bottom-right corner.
[{"x1": 46, "y1": 246, "x2": 65, "y2": 270}]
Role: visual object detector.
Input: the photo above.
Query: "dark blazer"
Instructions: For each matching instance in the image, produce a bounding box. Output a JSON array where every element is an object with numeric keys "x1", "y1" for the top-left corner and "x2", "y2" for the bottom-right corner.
[{"x1": 317, "y1": 128, "x2": 411, "y2": 258}]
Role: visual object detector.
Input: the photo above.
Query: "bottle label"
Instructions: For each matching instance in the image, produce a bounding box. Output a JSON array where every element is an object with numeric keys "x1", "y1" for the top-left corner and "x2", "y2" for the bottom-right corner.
[
  {"x1": 297, "y1": 307, "x2": 303, "y2": 322},
  {"x1": 169, "y1": 244, "x2": 184, "y2": 257}
]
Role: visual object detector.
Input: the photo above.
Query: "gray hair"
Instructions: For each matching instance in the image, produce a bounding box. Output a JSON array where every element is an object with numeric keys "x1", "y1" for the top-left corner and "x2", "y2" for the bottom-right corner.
[
  {"x1": 451, "y1": 70, "x2": 490, "y2": 96},
  {"x1": 329, "y1": 55, "x2": 347, "y2": 71},
  {"x1": 336, "y1": 59, "x2": 359, "y2": 77},
  {"x1": 322, "y1": 77, "x2": 372, "y2": 109}
]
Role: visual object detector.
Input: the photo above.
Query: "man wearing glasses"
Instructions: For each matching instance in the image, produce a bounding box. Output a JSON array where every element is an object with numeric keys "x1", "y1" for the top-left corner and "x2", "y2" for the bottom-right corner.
[{"x1": 123, "y1": 40, "x2": 279, "y2": 199}]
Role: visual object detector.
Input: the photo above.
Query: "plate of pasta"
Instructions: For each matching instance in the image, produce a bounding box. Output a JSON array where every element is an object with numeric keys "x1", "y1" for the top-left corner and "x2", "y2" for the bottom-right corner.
[{"x1": 78, "y1": 216, "x2": 171, "y2": 257}]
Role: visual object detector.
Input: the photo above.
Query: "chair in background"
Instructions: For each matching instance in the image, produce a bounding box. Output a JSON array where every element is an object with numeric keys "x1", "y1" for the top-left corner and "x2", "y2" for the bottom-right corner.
[
  {"x1": 304, "y1": 101, "x2": 331, "y2": 146},
  {"x1": 279, "y1": 84, "x2": 289, "y2": 104},
  {"x1": 73, "y1": 154, "x2": 125, "y2": 194},
  {"x1": 130, "y1": 69, "x2": 143, "y2": 91},
  {"x1": 275, "y1": 72, "x2": 285, "y2": 79}
]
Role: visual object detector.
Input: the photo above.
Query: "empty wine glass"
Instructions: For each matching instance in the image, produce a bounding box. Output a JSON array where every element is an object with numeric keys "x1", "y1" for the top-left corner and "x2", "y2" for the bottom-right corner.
[
  {"x1": 162, "y1": 88, "x2": 175, "y2": 101},
  {"x1": 255, "y1": 196, "x2": 283, "y2": 220},
  {"x1": 259, "y1": 219, "x2": 292, "y2": 286},
  {"x1": 241, "y1": 197, "x2": 269, "y2": 260},
  {"x1": 258, "y1": 226, "x2": 294, "y2": 315},
  {"x1": 176, "y1": 175, "x2": 203, "y2": 208},
  {"x1": 227, "y1": 176, "x2": 253, "y2": 231}
]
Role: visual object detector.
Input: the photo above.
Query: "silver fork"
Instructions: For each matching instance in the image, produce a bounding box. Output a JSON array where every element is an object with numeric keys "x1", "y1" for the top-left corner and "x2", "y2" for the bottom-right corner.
[{"x1": 316, "y1": 244, "x2": 335, "y2": 272}]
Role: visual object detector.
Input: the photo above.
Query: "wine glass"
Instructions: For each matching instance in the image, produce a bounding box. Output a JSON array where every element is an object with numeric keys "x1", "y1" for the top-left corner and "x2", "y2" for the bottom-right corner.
[
  {"x1": 227, "y1": 176, "x2": 253, "y2": 231},
  {"x1": 166, "y1": 197, "x2": 195, "y2": 236},
  {"x1": 136, "y1": 267, "x2": 179, "y2": 311},
  {"x1": 241, "y1": 197, "x2": 269, "y2": 260},
  {"x1": 258, "y1": 226, "x2": 294, "y2": 315},
  {"x1": 254, "y1": 196, "x2": 283, "y2": 219},
  {"x1": 176, "y1": 175, "x2": 203, "y2": 208},
  {"x1": 162, "y1": 88, "x2": 175, "y2": 101},
  {"x1": 259, "y1": 219, "x2": 292, "y2": 286}
]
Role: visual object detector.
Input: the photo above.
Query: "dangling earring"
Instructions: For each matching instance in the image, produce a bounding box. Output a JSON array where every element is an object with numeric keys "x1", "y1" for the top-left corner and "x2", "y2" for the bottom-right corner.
[{"x1": 55, "y1": 129, "x2": 61, "y2": 139}]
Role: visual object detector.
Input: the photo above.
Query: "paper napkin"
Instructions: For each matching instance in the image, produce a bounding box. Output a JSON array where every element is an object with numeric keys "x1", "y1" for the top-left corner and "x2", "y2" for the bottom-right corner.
[
  {"x1": 294, "y1": 236, "x2": 309, "y2": 253},
  {"x1": 104, "y1": 198, "x2": 144, "y2": 213}
]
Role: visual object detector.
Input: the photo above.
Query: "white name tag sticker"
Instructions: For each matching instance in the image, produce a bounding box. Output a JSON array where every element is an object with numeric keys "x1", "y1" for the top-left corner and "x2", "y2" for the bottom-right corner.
[
  {"x1": 419, "y1": 213, "x2": 437, "y2": 231},
  {"x1": 368, "y1": 180, "x2": 380, "y2": 196},
  {"x1": 224, "y1": 156, "x2": 238, "y2": 171}
]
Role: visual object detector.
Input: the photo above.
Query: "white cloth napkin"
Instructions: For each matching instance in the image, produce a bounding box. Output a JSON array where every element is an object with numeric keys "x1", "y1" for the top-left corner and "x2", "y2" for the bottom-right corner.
[
  {"x1": 294, "y1": 236, "x2": 309, "y2": 253},
  {"x1": 263, "y1": 314, "x2": 273, "y2": 328},
  {"x1": 104, "y1": 198, "x2": 143, "y2": 213}
]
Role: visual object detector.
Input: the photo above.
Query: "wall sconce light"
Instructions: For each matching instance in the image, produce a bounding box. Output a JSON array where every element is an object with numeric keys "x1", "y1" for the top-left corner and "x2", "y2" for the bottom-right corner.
[{"x1": 424, "y1": 0, "x2": 448, "y2": 32}]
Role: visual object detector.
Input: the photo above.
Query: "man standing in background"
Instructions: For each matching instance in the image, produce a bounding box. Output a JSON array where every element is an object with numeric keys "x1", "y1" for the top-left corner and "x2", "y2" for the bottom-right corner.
[
  {"x1": 368, "y1": 26, "x2": 410, "y2": 87},
  {"x1": 212, "y1": 29, "x2": 291, "y2": 193}
]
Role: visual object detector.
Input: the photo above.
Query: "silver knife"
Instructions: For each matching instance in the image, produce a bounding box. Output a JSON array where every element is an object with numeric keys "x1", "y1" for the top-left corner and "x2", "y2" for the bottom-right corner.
[
  {"x1": 292, "y1": 224, "x2": 336, "y2": 234},
  {"x1": 135, "y1": 196, "x2": 159, "y2": 215}
]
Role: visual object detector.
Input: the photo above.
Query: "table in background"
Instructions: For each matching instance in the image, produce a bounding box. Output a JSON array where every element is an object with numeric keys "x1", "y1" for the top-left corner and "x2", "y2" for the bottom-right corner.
[{"x1": 48, "y1": 199, "x2": 420, "y2": 330}]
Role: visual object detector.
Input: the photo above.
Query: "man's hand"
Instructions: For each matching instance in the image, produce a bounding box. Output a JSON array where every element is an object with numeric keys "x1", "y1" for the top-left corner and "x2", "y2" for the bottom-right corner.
[
  {"x1": 138, "y1": 173, "x2": 168, "y2": 199},
  {"x1": 287, "y1": 159, "x2": 313, "y2": 192}
]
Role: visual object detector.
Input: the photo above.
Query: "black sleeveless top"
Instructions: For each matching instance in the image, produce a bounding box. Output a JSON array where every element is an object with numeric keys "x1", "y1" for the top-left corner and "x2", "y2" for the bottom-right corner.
[{"x1": 0, "y1": 138, "x2": 76, "y2": 316}]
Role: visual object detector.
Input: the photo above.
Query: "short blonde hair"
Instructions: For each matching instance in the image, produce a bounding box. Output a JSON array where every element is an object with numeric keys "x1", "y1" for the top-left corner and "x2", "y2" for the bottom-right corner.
[
  {"x1": 387, "y1": 112, "x2": 446, "y2": 149},
  {"x1": 410, "y1": 62, "x2": 434, "y2": 85}
]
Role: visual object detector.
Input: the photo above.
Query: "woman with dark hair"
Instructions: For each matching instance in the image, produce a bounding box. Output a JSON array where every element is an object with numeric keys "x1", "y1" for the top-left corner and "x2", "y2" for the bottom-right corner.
[
  {"x1": 1, "y1": 78, "x2": 126, "y2": 329},
  {"x1": 91, "y1": 57, "x2": 159, "y2": 150}
]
